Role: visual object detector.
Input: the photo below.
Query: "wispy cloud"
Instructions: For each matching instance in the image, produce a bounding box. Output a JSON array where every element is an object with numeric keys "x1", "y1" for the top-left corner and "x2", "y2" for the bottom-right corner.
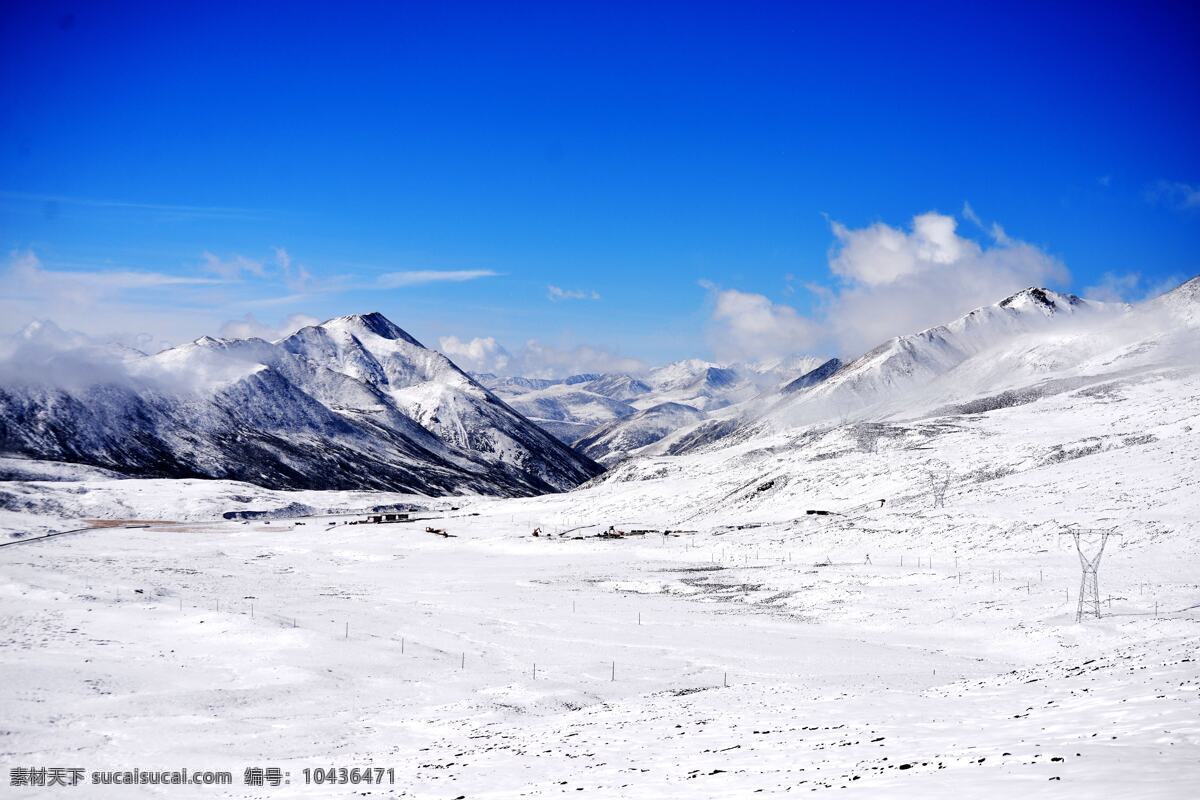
[
  {"x1": 547, "y1": 285, "x2": 600, "y2": 301},
  {"x1": 1082, "y1": 270, "x2": 1185, "y2": 304},
  {"x1": 202, "y1": 251, "x2": 266, "y2": 280},
  {"x1": 0, "y1": 250, "x2": 234, "y2": 343},
  {"x1": 0, "y1": 190, "x2": 272, "y2": 221},
  {"x1": 7, "y1": 250, "x2": 225, "y2": 293},
  {"x1": 376, "y1": 269, "x2": 498, "y2": 288},
  {"x1": 235, "y1": 293, "x2": 313, "y2": 308},
  {"x1": 272, "y1": 247, "x2": 315, "y2": 292},
  {"x1": 1145, "y1": 180, "x2": 1200, "y2": 211},
  {"x1": 700, "y1": 282, "x2": 819, "y2": 361},
  {"x1": 1082, "y1": 271, "x2": 1142, "y2": 303}
]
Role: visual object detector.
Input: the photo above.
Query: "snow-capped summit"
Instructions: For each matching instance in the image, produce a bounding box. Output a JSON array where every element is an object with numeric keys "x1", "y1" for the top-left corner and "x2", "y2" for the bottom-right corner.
[
  {"x1": 997, "y1": 286, "x2": 1085, "y2": 314},
  {"x1": 318, "y1": 311, "x2": 425, "y2": 346}
]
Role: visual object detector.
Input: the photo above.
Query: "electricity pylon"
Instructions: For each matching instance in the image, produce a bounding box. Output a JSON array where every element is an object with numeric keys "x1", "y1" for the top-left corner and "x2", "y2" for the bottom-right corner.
[
  {"x1": 1065, "y1": 526, "x2": 1118, "y2": 622},
  {"x1": 926, "y1": 462, "x2": 951, "y2": 508}
]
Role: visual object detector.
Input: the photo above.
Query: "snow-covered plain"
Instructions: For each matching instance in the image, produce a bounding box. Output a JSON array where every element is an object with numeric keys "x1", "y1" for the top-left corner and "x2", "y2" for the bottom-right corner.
[{"x1": 3, "y1": 355, "x2": 1198, "y2": 797}]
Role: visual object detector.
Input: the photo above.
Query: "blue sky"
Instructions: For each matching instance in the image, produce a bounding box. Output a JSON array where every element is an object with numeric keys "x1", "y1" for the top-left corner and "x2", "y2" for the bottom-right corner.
[{"x1": 2, "y1": 0, "x2": 1198, "y2": 374}]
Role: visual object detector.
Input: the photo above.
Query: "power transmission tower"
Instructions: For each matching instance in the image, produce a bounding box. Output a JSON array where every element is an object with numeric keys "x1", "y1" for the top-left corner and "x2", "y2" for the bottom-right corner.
[
  {"x1": 925, "y1": 462, "x2": 952, "y2": 508},
  {"x1": 1064, "y1": 526, "x2": 1118, "y2": 622}
]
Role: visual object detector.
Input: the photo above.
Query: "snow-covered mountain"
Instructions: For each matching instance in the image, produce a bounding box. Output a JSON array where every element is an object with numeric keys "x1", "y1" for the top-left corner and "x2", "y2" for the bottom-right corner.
[
  {"x1": 478, "y1": 357, "x2": 822, "y2": 460},
  {"x1": 473, "y1": 373, "x2": 644, "y2": 444},
  {"x1": 0, "y1": 313, "x2": 602, "y2": 495},
  {"x1": 574, "y1": 401, "x2": 707, "y2": 466},
  {"x1": 751, "y1": 287, "x2": 1119, "y2": 430},
  {"x1": 653, "y1": 281, "x2": 1198, "y2": 459}
]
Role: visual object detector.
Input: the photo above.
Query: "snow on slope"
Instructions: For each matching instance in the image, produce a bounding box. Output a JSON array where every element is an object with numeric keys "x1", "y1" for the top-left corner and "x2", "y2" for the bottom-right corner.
[
  {"x1": 574, "y1": 401, "x2": 707, "y2": 465},
  {"x1": 2, "y1": 327, "x2": 1197, "y2": 797},
  {"x1": 0, "y1": 313, "x2": 602, "y2": 496},
  {"x1": 735, "y1": 287, "x2": 1144, "y2": 435}
]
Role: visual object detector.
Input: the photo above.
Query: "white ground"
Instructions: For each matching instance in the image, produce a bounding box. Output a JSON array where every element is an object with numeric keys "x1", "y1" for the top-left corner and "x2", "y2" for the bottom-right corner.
[{"x1": 2, "y1": 371, "x2": 1199, "y2": 798}]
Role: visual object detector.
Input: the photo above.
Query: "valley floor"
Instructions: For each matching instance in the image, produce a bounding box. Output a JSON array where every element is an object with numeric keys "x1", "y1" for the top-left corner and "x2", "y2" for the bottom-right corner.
[{"x1": 1, "y1": 494, "x2": 1197, "y2": 798}]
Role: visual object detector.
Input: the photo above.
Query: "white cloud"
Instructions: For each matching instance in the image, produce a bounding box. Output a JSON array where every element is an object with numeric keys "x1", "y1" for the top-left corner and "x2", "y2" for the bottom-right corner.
[
  {"x1": 219, "y1": 313, "x2": 320, "y2": 341},
  {"x1": 703, "y1": 285, "x2": 821, "y2": 362},
  {"x1": 377, "y1": 270, "x2": 498, "y2": 288},
  {"x1": 829, "y1": 211, "x2": 974, "y2": 286},
  {"x1": 1145, "y1": 180, "x2": 1200, "y2": 210},
  {"x1": 438, "y1": 334, "x2": 643, "y2": 378},
  {"x1": 438, "y1": 335, "x2": 512, "y2": 374},
  {"x1": 547, "y1": 285, "x2": 601, "y2": 301},
  {"x1": 515, "y1": 340, "x2": 645, "y2": 378},
  {"x1": 705, "y1": 209, "x2": 1069, "y2": 359}
]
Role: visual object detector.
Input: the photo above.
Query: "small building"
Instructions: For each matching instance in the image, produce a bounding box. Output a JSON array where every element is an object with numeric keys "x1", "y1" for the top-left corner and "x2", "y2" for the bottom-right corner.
[{"x1": 365, "y1": 512, "x2": 409, "y2": 524}]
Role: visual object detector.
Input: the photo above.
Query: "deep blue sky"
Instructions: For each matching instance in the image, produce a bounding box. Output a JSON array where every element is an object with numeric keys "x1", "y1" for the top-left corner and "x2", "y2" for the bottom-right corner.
[{"x1": 2, "y1": 0, "x2": 1198, "y2": 369}]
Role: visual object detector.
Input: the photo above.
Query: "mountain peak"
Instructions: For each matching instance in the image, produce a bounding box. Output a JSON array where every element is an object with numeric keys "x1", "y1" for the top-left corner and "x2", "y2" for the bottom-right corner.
[
  {"x1": 323, "y1": 312, "x2": 423, "y2": 346},
  {"x1": 998, "y1": 287, "x2": 1081, "y2": 313}
]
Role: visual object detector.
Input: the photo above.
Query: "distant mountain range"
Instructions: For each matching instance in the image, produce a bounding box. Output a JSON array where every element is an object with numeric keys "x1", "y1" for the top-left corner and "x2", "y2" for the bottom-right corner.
[
  {"x1": 2, "y1": 277, "x2": 1196, "y2": 493},
  {"x1": 475, "y1": 355, "x2": 824, "y2": 465}
]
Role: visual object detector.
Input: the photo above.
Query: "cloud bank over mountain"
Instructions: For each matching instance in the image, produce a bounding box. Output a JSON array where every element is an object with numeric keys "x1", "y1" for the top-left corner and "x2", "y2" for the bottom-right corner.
[
  {"x1": 703, "y1": 209, "x2": 1070, "y2": 360},
  {"x1": 439, "y1": 335, "x2": 646, "y2": 379}
]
